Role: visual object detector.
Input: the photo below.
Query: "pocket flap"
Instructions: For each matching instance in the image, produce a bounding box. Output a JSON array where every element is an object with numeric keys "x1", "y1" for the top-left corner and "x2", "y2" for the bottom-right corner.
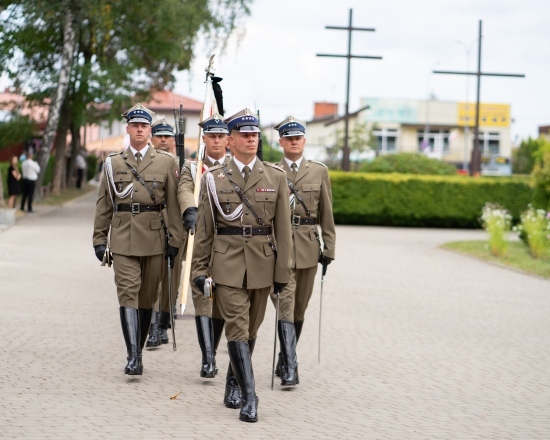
[
  {"x1": 214, "y1": 240, "x2": 230, "y2": 254},
  {"x1": 111, "y1": 216, "x2": 121, "y2": 227},
  {"x1": 151, "y1": 219, "x2": 163, "y2": 230},
  {"x1": 309, "y1": 229, "x2": 318, "y2": 241},
  {"x1": 302, "y1": 183, "x2": 320, "y2": 192},
  {"x1": 144, "y1": 174, "x2": 165, "y2": 183},
  {"x1": 218, "y1": 192, "x2": 241, "y2": 203},
  {"x1": 255, "y1": 192, "x2": 277, "y2": 202},
  {"x1": 263, "y1": 242, "x2": 274, "y2": 256},
  {"x1": 115, "y1": 174, "x2": 132, "y2": 182}
]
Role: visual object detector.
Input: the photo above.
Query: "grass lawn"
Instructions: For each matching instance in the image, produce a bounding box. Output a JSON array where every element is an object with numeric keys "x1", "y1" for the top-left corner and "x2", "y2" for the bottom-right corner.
[
  {"x1": 443, "y1": 240, "x2": 550, "y2": 279},
  {"x1": 39, "y1": 183, "x2": 95, "y2": 206}
]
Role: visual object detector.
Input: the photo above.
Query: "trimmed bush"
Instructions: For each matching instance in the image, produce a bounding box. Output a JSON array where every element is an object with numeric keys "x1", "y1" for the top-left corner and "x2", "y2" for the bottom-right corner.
[
  {"x1": 360, "y1": 153, "x2": 457, "y2": 175},
  {"x1": 330, "y1": 171, "x2": 532, "y2": 228}
]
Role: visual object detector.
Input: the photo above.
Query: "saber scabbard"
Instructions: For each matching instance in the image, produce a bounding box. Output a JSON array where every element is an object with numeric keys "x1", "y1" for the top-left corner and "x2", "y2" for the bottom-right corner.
[{"x1": 271, "y1": 290, "x2": 279, "y2": 390}]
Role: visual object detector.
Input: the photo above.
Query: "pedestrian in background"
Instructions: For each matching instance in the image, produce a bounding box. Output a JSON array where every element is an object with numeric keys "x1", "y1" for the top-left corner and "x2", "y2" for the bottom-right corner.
[
  {"x1": 7, "y1": 155, "x2": 21, "y2": 208},
  {"x1": 20, "y1": 151, "x2": 40, "y2": 212},
  {"x1": 75, "y1": 152, "x2": 87, "y2": 188}
]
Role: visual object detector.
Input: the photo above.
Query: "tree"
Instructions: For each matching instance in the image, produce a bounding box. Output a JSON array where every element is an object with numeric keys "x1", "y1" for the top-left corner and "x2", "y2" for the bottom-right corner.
[
  {"x1": 328, "y1": 122, "x2": 377, "y2": 170},
  {"x1": 531, "y1": 143, "x2": 550, "y2": 210},
  {"x1": 512, "y1": 137, "x2": 549, "y2": 175},
  {"x1": 0, "y1": 0, "x2": 252, "y2": 195}
]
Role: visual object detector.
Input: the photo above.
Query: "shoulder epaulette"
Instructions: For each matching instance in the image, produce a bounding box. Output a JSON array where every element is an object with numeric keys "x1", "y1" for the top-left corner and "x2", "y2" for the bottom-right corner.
[
  {"x1": 308, "y1": 159, "x2": 328, "y2": 168},
  {"x1": 263, "y1": 161, "x2": 285, "y2": 172},
  {"x1": 156, "y1": 149, "x2": 175, "y2": 158},
  {"x1": 208, "y1": 163, "x2": 224, "y2": 172},
  {"x1": 108, "y1": 152, "x2": 120, "y2": 157}
]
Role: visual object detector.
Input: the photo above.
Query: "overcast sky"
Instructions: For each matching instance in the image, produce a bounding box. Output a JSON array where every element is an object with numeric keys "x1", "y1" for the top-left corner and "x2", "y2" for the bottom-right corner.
[{"x1": 175, "y1": 0, "x2": 549, "y2": 142}]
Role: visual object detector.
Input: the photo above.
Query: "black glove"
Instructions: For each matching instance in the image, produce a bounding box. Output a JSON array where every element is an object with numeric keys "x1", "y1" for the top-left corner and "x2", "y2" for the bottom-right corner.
[
  {"x1": 193, "y1": 275, "x2": 207, "y2": 295},
  {"x1": 94, "y1": 245, "x2": 106, "y2": 262},
  {"x1": 273, "y1": 282, "x2": 287, "y2": 295},
  {"x1": 183, "y1": 207, "x2": 198, "y2": 234},
  {"x1": 319, "y1": 255, "x2": 333, "y2": 267},
  {"x1": 164, "y1": 245, "x2": 179, "y2": 268}
]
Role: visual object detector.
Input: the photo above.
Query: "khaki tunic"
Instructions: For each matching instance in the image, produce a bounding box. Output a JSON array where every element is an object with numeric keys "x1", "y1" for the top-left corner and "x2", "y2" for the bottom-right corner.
[
  {"x1": 192, "y1": 158, "x2": 292, "y2": 341},
  {"x1": 93, "y1": 146, "x2": 183, "y2": 308},
  {"x1": 270, "y1": 158, "x2": 336, "y2": 322}
]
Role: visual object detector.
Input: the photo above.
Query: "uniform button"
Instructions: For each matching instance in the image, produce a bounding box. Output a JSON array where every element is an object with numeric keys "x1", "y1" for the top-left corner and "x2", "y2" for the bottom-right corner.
[
  {"x1": 135, "y1": 189, "x2": 138, "y2": 192},
  {"x1": 265, "y1": 197, "x2": 268, "y2": 200},
  {"x1": 245, "y1": 240, "x2": 249, "y2": 243},
  {"x1": 245, "y1": 212, "x2": 249, "y2": 215}
]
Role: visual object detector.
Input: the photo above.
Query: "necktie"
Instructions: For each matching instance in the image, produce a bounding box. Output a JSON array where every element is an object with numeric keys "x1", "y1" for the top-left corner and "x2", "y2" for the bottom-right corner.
[
  {"x1": 291, "y1": 162, "x2": 297, "y2": 177},
  {"x1": 135, "y1": 152, "x2": 142, "y2": 166},
  {"x1": 243, "y1": 166, "x2": 251, "y2": 183},
  {"x1": 214, "y1": 160, "x2": 220, "y2": 166}
]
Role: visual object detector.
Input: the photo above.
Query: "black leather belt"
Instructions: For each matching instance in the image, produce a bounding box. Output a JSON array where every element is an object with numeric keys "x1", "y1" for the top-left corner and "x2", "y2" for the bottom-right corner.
[
  {"x1": 116, "y1": 203, "x2": 164, "y2": 214},
  {"x1": 291, "y1": 215, "x2": 316, "y2": 226},
  {"x1": 217, "y1": 226, "x2": 272, "y2": 237}
]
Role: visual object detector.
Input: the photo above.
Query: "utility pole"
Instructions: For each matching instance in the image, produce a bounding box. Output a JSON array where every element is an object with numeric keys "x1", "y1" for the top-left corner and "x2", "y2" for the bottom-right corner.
[
  {"x1": 434, "y1": 20, "x2": 524, "y2": 176},
  {"x1": 317, "y1": 9, "x2": 382, "y2": 171}
]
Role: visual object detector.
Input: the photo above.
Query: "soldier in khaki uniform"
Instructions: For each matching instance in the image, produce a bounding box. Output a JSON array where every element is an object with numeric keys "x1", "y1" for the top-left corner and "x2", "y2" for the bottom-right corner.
[
  {"x1": 93, "y1": 104, "x2": 183, "y2": 376},
  {"x1": 145, "y1": 119, "x2": 183, "y2": 347},
  {"x1": 192, "y1": 109, "x2": 292, "y2": 423},
  {"x1": 270, "y1": 116, "x2": 336, "y2": 387},
  {"x1": 178, "y1": 113, "x2": 230, "y2": 378}
]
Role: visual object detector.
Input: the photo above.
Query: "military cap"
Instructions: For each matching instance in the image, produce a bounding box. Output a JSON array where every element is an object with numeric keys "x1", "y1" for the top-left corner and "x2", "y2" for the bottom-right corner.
[
  {"x1": 199, "y1": 113, "x2": 229, "y2": 134},
  {"x1": 121, "y1": 103, "x2": 155, "y2": 125},
  {"x1": 224, "y1": 108, "x2": 260, "y2": 133},
  {"x1": 152, "y1": 118, "x2": 174, "y2": 136},
  {"x1": 273, "y1": 116, "x2": 306, "y2": 137}
]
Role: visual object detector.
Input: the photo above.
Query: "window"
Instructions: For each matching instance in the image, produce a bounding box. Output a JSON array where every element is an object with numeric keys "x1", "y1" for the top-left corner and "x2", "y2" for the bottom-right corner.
[
  {"x1": 374, "y1": 128, "x2": 398, "y2": 153},
  {"x1": 474, "y1": 132, "x2": 500, "y2": 156},
  {"x1": 417, "y1": 129, "x2": 450, "y2": 153}
]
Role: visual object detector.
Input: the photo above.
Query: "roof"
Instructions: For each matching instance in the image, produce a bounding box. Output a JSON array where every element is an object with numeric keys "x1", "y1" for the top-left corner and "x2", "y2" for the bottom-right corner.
[
  {"x1": 0, "y1": 92, "x2": 49, "y2": 123},
  {"x1": 143, "y1": 90, "x2": 202, "y2": 113}
]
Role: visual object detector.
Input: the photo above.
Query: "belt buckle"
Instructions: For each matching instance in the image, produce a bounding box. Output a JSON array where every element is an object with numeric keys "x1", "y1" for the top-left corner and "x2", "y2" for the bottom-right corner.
[
  {"x1": 242, "y1": 225, "x2": 253, "y2": 237},
  {"x1": 291, "y1": 214, "x2": 301, "y2": 226},
  {"x1": 131, "y1": 203, "x2": 140, "y2": 215}
]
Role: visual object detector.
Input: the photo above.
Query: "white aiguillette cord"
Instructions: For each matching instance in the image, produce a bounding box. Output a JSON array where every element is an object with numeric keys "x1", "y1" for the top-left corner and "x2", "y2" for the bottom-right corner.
[
  {"x1": 104, "y1": 156, "x2": 133, "y2": 205},
  {"x1": 206, "y1": 171, "x2": 243, "y2": 222}
]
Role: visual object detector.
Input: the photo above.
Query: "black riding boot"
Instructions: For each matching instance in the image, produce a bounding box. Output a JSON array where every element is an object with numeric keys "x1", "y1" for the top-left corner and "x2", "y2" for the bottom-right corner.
[
  {"x1": 295, "y1": 320, "x2": 304, "y2": 342},
  {"x1": 159, "y1": 311, "x2": 170, "y2": 344},
  {"x1": 223, "y1": 335, "x2": 254, "y2": 409},
  {"x1": 195, "y1": 316, "x2": 216, "y2": 378},
  {"x1": 146, "y1": 311, "x2": 161, "y2": 348},
  {"x1": 119, "y1": 307, "x2": 143, "y2": 375},
  {"x1": 278, "y1": 321, "x2": 298, "y2": 386},
  {"x1": 212, "y1": 318, "x2": 225, "y2": 375},
  {"x1": 228, "y1": 341, "x2": 258, "y2": 423},
  {"x1": 138, "y1": 308, "x2": 153, "y2": 350}
]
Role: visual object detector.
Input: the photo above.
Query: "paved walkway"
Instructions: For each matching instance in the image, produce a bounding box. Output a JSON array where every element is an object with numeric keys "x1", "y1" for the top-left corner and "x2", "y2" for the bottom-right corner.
[{"x1": 0, "y1": 191, "x2": 549, "y2": 439}]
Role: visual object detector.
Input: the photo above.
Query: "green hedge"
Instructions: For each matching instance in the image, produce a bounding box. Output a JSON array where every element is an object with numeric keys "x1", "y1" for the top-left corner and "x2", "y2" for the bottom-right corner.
[
  {"x1": 330, "y1": 172, "x2": 532, "y2": 228},
  {"x1": 86, "y1": 155, "x2": 98, "y2": 181}
]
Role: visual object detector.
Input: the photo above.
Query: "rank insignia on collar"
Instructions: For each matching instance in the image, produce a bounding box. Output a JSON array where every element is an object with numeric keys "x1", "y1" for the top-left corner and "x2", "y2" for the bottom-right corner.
[{"x1": 217, "y1": 172, "x2": 225, "y2": 179}]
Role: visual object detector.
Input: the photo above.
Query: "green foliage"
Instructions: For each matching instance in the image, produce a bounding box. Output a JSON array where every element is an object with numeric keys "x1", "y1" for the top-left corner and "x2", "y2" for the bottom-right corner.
[
  {"x1": 260, "y1": 134, "x2": 283, "y2": 163},
  {"x1": 0, "y1": 114, "x2": 37, "y2": 150},
  {"x1": 480, "y1": 203, "x2": 512, "y2": 256},
  {"x1": 514, "y1": 206, "x2": 550, "y2": 259},
  {"x1": 0, "y1": 0, "x2": 252, "y2": 127},
  {"x1": 530, "y1": 143, "x2": 550, "y2": 210},
  {"x1": 327, "y1": 122, "x2": 377, "y2": 170},
  {"x1": 86, "y1": 154, "x2": 98, "y2": 181},
  {"x1": 360, "y1": 153, "x2": 457, "y2": 176},
  {"x1": 512, "y1": 137, "x2": 549, "y2": 174},
  {"x1": 330, "y1": 172, "x2": 532, "y2": 228},
  {"x1": 1, "y1": 161, "x2": 9, "y2": 200}
]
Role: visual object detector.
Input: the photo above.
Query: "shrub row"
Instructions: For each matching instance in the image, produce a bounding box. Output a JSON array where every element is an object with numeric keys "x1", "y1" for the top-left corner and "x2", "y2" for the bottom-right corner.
[{"x1": 330, "y1": 172, "x2": 532, "y2": 228}]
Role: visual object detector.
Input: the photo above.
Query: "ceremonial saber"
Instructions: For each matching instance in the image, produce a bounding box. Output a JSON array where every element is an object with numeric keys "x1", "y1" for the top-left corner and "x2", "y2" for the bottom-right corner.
[
  {"x1": 318, "y1": 261, "x2": 328, "y2": 364},
  {"x1": 271, "y1": 291, "x2": 279, "y2": 390},
  {"x1": 167, "y1": 256, "x2": 176, "y2": 351},
  {"x1": 180, "y1": 55, "x2": 219, "y2": 315}
]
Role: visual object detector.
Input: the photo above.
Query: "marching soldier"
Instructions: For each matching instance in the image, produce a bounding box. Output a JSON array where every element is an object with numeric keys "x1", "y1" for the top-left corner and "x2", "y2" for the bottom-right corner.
[
  {"x1": 178, "y1": 113, "x2": 231, "y2": 378},
  {"x1": 192, "y1": 109, "x2": 292, "y2": 422},
  {"x1": 270, "y1": 116, "x2": 336, "y2": 386},
  {"x1": 145, "y1": 119, "x2": 182, "y2": 347},
  {"x1": 93, "y1": 104, "x2": 183, "y2": 375}
]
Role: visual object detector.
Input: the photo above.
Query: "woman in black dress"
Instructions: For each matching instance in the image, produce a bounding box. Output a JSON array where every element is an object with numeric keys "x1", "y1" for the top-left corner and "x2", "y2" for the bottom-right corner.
[{"x1": 7, "y1": 155, "x2": 21, "y2": 208}]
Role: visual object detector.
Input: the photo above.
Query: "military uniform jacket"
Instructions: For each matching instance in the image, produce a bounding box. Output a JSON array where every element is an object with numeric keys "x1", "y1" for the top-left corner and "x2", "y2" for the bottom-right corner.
[
  {"x1": 93, "y1": 146, "x2": 183, "y2": 256},
  {"x1": 192, "y1": 158, "x2": 292, "y2": 289},
  {"x1": 277, "y1": 158, "x2": 336, "y2": 269}
]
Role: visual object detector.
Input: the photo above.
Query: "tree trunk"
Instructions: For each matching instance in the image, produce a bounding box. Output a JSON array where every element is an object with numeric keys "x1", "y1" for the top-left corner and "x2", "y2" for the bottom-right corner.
[
  {"x1": 66, "y1": 121, "x2": 81, "y2": 188},
  {"x1": 51, "y1": 117, "x2": 71, "y2": 196},
  {"x1": 34, "y1": 6, "x2": 76, "y2": 201}
]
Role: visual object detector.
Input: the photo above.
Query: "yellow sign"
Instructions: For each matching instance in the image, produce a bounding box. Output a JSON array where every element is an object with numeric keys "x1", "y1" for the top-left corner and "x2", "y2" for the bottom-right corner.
[{"x1": 457, "y1": 103, "x2": 510, "y2": 127}]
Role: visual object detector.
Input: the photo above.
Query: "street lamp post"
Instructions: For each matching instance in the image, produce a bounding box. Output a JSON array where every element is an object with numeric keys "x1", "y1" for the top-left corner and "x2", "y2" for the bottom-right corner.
[{"x1": 456, "y1": 39, "x2": 476, "y2": 172}]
